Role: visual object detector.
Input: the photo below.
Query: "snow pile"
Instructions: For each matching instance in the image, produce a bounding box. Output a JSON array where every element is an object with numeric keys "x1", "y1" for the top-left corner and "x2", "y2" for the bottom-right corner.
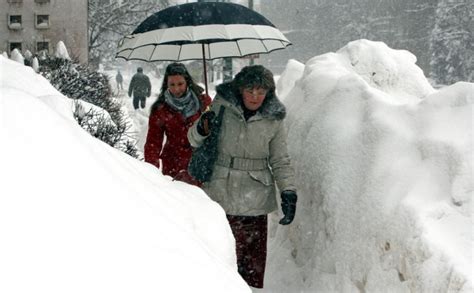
[
  {"x1": 55, "y1": 40, "x2": 71, "y2": 60},
  {"x1": 10, "y1": 48, "x2": 24, "y2": 64},
  {"x1": 268, "y1": 39, "x2": 472, "y2": 292},
  {"x1": 276, "y1": 59, "x2": 304, "y2": 100},
  {"x1": 0, "y1": 56, "x2": 250, "y2": 293}
]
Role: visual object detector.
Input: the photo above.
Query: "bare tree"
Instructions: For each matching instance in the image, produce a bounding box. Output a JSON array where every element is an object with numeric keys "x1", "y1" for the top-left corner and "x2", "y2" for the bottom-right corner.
[
  {"x1": 88, "y1": 0, "x2": 170, "y2": 67},
  {"x1": 430, "y1": 0, "x2": 473, "y2": 85},
  {"x1": 260, "y1": 0, "x2": 452, "y2": 77}
]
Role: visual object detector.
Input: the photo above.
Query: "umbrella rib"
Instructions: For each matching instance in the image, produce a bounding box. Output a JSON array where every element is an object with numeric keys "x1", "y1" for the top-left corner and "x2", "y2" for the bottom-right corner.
[
  {"x1": 261, "y1": 40, "x2": 270, "y2": 53},
  {"x1": 177, "y1": 45, "x2": 183, "y2": 61},
  {"x1": 149, "y1": 45, "x2": 158, "y2": 62},
  {"x1": 236, "y1": 40, "x2": 243, "y2": 57}
]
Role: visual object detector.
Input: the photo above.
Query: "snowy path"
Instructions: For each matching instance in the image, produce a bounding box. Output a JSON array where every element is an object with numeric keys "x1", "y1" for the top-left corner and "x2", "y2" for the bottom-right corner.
[{"x1": 106, "y1": 69, "x2": 160, "y2": 159}]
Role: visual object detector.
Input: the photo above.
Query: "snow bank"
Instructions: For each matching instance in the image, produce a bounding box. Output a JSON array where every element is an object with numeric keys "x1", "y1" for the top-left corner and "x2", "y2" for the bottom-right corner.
[
  {"x1": 276, "y1": 59, "x2": 304, "y2": 101},
  {"x1": 269, "y1": 39, "x2": 472, "y2": 292},
  {"x1": 0, "y1": 56, "x2": 250, "y2": 293}
]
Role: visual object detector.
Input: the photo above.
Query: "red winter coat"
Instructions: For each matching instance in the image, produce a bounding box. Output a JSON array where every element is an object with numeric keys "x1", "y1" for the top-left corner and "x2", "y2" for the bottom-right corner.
[{"x1": 144, "y1": 94, "x2": 211, "y2": 185}]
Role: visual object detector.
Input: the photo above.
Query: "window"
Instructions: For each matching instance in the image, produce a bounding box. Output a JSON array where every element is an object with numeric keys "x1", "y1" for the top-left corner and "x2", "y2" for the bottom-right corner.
[
  {"x1": 36, "y1": 41, "x2": 49, "y2": 53},
  {"x1": 9, "y1": 42, "x2": 22, "y2": 52},
  {"x1": 35, "y1": 14, "x2": 50, "y2": 29},
  {"x1": 8, "y1": 0, "x2": 23, "y2": 3},
  {"x1": 8, "y1": 15, "x2": 22, "y2": 30},
  {"x1": 35, "y1": 0, "x2": 50, "y2": 3}
]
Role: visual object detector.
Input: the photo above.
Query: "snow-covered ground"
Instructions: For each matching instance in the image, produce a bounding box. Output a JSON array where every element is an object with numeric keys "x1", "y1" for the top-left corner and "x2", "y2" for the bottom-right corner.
[{"x1": 0, "y1": 38, "x2": 472, "y2": 293}]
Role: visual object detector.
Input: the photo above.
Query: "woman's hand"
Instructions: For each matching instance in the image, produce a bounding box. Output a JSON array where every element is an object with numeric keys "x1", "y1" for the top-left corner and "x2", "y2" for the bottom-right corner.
[
  {"x1": 279, "y1": 190, "x2": 297, "y2": 225},
  {"x1": 197, "y1": 111, "x2": 216, "y2": 136}
]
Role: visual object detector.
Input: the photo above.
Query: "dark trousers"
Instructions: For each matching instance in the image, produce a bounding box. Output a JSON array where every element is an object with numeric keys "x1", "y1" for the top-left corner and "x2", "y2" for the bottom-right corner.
[
  {"x1": 226, "y1": 214, "x2": 267, "y2": 288},
  {"x1": 133, "y1": 96, "x2": 146, "y2": 109}
]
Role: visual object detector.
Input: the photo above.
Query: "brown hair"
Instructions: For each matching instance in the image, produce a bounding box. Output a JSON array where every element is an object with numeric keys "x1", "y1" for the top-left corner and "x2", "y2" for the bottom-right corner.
[
  {"x1": 231, "y1": 65, "x2": 275, "y2": 93},
  {"x1": 151, "y1": 62, "x2": 203, "y2": 113}
]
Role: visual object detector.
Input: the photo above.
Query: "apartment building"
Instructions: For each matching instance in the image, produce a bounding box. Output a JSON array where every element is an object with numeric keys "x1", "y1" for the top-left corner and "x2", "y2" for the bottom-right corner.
[{"x1": 1, "y1": 0, "x2": 88, "y2": 64}]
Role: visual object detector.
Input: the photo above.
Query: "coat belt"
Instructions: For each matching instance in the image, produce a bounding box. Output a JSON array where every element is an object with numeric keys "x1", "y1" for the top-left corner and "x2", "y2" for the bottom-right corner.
[{"x1": 215, "y1": 154, "x2": 268, "y2": 171}]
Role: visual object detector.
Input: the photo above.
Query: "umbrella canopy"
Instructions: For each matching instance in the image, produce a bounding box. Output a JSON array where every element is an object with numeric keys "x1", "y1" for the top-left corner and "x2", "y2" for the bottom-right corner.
[{"x1": 115, "y1": 2, "x2": 291, "y2": 62}]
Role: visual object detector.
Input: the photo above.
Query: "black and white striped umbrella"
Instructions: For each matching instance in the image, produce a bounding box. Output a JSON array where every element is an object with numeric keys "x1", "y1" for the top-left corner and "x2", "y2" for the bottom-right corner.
[
  {"x1": 116, "y1": 2, "x2": 291, "y2": 61},
  {"x1": 115, "y1": 2, "x2": 291, "y2": 94}
]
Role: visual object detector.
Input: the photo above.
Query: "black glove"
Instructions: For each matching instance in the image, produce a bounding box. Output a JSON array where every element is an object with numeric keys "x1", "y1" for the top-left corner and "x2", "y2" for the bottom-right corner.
[
  {"x1": 197, "y1": 110, "x2": 216, "y2": 136},
  {"x1": 279, "y1": 190, "x2": 297, "y2": 225}
]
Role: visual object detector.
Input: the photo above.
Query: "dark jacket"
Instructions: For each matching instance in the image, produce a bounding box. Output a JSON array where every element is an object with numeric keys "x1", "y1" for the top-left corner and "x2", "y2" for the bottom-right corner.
[
  {"x1": 128, "y1": 72, "x2": 151, "y2": 98},
  {"x1": 115, "y1": 72, "x2": 123, "y2": 83}
]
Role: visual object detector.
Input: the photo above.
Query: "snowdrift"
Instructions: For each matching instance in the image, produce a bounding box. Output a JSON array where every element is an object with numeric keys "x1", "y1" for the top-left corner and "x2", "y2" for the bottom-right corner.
[
  {"x1": 270, "y1": 40, "x2": 472, "y2": 292},
  {"x1": 0, "y1": 56, "x2": 250, "y2": 293}
]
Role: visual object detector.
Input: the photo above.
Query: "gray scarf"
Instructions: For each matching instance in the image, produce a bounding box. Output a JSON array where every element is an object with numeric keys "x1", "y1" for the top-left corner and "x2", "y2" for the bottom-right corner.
[{"x1": 164, "y1": 89, "x2": 200, "y2": 118}]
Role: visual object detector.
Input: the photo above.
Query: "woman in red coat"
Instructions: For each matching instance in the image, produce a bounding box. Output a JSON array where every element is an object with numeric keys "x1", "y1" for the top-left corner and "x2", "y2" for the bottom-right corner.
[{"x1": 144, "y1": 63, "x2": 211, "y2": 186}]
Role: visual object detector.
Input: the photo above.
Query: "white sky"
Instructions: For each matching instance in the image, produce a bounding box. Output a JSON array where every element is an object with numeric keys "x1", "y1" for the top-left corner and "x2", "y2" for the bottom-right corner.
[{"x1": 0, "y1": 38, "x2": 472, "y2": 293}]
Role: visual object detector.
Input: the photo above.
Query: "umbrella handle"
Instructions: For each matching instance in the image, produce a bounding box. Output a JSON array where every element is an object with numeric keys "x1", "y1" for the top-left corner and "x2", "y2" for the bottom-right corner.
[{"x1": 201, "y1": 43, "x2": 209, "y2": 97}]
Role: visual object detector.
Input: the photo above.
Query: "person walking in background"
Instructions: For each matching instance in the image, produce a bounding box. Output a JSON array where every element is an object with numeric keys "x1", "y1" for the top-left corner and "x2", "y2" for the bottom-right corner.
[
  {"x1": 144, "y1": 63, "x2": 211, "y2": 186},
  {"x1": 128, "y1": 67, "x2": 151, "y2": 110},
  {"x1": 115, "y1": 70, "x2": 124, "y2": 91},
  {"x1": 188, "y1": 65, "x2": 298, "y2": 289}
]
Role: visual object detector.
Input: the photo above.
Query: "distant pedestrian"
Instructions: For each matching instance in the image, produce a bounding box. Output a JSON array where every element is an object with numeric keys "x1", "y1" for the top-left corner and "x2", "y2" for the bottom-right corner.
[
  {"x1": 128, "y1": 67, "x2": 151, "y2": 110},
  {"x1": 115, "y1": 70, "x2": 124, "y2": 91}
]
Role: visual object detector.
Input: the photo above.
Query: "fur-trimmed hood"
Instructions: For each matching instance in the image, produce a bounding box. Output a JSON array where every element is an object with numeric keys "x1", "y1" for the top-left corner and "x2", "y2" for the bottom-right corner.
[{"x1": 215, "y1": 82, "x2": 286, "y2": 120}]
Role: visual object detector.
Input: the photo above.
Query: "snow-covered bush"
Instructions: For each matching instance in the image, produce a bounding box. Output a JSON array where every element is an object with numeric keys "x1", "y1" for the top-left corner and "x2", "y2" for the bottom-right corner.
[
  {"x1": 39, "y1": 54, "x2": 139, "y2": 158},
  {"x1": 55, "y1": 41, "x2": 71, "y2": 60},
  {"x1": 10, "y1": 49, "x2": 24, "y2": 64},
  {"x1": 32, "y1": 57, "x2": 39, "y2": 73},
  {"x1": 24, "y1": 50, "x2": 33, "y2": 66}
]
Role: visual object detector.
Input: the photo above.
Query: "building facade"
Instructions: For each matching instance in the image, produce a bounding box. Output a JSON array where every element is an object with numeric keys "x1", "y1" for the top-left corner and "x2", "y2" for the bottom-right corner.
[{"x1": 1, "y1": 0, "x2": 88, "y2": 64}]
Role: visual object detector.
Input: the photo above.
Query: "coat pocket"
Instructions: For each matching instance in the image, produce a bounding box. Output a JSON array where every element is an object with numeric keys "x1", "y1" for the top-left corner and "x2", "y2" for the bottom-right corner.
[
  {"x1": 241, "y1": 170, "x2": 276, "y2": 211},
  {"x1": 248, "y1": 170, "x2": 273, "y2": 186}
]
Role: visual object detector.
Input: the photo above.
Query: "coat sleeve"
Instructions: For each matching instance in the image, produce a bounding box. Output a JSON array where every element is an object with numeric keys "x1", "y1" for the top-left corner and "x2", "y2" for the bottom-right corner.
[
  {"x1": 187, "y1": 96, "x2": 214, "y2": 148},
  {"x1": 187, "y1": 115, "x2": 208, "y2": 148},
  {"x1": 200, "y1": 93, "x2": 212, "y2": 110},
  {"x1": 128, "y1": 76, "x2": 135, "y2": 97},
  {"x1": 268, "y1": 120, "x2": 297, "y2": 192},
  {"x1": 146, "y1": 76, "x2": 152, "y2": 97},
  {"x1": 144, "y1": 110, "x2": 165, "y2": 169}
]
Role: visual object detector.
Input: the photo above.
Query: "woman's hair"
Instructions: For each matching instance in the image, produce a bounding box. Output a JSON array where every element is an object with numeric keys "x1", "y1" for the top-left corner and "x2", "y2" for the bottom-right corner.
[
  {"x1": 231, "y1": 65, "x2": 276, "y2": 96},
  {"x1": 151, "y1": 62, "x2": 204, "y2": 113}
]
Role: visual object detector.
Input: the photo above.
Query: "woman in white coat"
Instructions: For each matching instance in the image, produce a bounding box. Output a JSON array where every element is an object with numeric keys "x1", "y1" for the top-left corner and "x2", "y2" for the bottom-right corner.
[{"x1": 188, "y1": 65, "x2": 298, "y2": 289}]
